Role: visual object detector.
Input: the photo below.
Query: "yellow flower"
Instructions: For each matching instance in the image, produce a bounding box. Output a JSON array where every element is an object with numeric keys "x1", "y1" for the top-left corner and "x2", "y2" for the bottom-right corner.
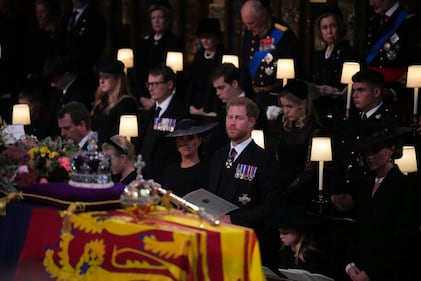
[
  {"x1": 40, "y1": 146, "x2": 50, "y2": 158},
  {"x1": 49, "y1": 151, "x2": 59, "y2": 159}
]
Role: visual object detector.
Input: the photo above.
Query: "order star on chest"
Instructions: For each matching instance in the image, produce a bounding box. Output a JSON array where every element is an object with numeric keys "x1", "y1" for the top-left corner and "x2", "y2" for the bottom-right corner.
[{"x1": 238, "y1": 193, "x2": 251, "y2": 205}]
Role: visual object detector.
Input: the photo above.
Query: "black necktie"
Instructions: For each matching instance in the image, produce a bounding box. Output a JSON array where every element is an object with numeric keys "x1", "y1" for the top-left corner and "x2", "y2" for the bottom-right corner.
[
  {"x1": 154, "y1": 106, "x2": 161, "y2": 118},
  {"x1": 361, "y1": 113, "x2": 367, "y2": 120},
  {"x1": 225, "y1": 148, "x2": 237, "y2": 169}
]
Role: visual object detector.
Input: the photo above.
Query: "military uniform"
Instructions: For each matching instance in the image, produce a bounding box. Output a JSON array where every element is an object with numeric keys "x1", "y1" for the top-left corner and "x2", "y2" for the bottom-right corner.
[
  {"x1": 331, "y1": 104, "x2": 400, "y2": 196},
  {"x1": 366, "y1": 6, "x2": 421, "y2": 123},
  {"x1": 240, "y1": 18, "x2": 299, "y2": 108}
]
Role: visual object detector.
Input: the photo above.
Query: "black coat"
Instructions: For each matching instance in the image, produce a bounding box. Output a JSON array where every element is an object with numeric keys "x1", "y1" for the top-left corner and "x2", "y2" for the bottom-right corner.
[
  {"x1": 208, "y1": 140, "x2": 278, "y2": 228},
  {"x1": 65, "y1": 4, "x2": 106, "y2": 77},
  {"x1": 91, "y1": 96, "x2": 138, "y2": 145},
  {"x1": 137, "y1": 96, "x2": 189, "y2": 180},
  {"x1": 348, "y1": 166, "x2": 417, "y2": 281}
]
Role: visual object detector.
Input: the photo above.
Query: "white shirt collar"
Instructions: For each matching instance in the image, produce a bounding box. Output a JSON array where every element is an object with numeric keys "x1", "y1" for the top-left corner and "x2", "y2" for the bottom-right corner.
[
  {"x1": 78, "y1": 131, "x2": 96, "y2": 149},
  {"x1": 385, "y1": 2, "x2": 399, "y2": 17},
  {"x1": 230, "y1": 137, "x2": 253, "y2": 161},
  {"x1": 365, "y1": 102, "x2": 383, "y2": 118},
  {"x1": 155, "y1": 93, "x2": 174, "y2": 118}
]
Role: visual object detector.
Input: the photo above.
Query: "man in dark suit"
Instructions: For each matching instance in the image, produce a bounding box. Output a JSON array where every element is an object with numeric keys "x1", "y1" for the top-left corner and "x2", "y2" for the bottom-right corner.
[
  {"x1": 137, "y1": 64, "x2": 189, "y2": 180},
  {"x1": 331, "y1": 69, "x2": 400, "y2": 211},
  {"x1": 57, "y1": 101, "x2": 97, "y2": 150},
  {"x1": 207, "y1": 96, "x2": 279, "y2": 267},
  {"x1": 65, "y1": 0, "x2": 106, "y2": 92},
  {"x1": 44, "y1": 55, "x2": 93, "y2": 111}
]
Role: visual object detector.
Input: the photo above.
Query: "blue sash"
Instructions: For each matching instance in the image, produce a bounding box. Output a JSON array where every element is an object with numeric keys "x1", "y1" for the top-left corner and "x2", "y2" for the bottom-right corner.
[
  {"x1": 248, "y1": 28, "x2": 284, "y2": 77},
  {"x1": 366, "y1": 10, "x2": 409, "y2": 64}
]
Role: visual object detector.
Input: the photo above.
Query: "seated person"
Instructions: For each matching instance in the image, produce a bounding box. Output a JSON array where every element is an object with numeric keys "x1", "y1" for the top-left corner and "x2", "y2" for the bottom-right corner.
[
  {"x1": 160, "y1": 119, "x2": 217, "y2": 196},
  {"x1": 57, "y1": 101, "x2": 97, "y2": 150},
  {"x1": 102, "y1": 135, "x2": 137, "y2": 185},
  {"x1": 270, "y1": 206, "x2": 329, "y2": 277}
]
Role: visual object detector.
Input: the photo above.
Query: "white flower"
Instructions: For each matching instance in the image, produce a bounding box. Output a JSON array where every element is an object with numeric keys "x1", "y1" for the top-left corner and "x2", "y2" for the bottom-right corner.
[{"x1": 266, "y1": 106, "x2": 282, "y2": 120}]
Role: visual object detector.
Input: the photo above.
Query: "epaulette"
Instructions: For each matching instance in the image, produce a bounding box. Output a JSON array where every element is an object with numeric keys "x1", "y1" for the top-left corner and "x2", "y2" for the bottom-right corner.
[
  {"x1": 406, "y1": 13, "x2": 416, "y2": 19},
  {"x1": 274, "y1": 23, "x2": 288, "y2": 32}
]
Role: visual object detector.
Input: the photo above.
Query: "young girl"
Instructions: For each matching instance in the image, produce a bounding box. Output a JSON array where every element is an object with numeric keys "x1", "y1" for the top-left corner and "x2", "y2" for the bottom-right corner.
[{"x1": 273, "y1": 206, "x2": 329, "y2": 275}]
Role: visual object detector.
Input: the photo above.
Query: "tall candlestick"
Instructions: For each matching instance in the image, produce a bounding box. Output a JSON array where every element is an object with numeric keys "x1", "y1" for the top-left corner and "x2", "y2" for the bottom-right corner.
[
  {"x1": 413, "y1": 88, "x2": 419, "y2": 115},
  {"x1": 318, "y1": 161, "x2": 324, "y2": 191}
]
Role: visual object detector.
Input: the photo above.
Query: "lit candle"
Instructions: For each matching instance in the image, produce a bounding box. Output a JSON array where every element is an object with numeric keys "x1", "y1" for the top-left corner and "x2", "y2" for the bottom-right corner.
[{"x1": 310, "y1": 137, "x2": 332, "y2": 191}]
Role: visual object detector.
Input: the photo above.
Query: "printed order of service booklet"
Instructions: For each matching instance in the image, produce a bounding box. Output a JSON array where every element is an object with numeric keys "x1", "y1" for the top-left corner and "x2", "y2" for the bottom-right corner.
[{"x1": 182, "y1": 188, "x2": 239, "y2": 217}]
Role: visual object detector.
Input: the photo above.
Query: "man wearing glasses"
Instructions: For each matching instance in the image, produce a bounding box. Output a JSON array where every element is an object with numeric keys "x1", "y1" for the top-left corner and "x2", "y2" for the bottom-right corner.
[{"x1": 137, "y1": 64, "x2": 189, "y2": 180}]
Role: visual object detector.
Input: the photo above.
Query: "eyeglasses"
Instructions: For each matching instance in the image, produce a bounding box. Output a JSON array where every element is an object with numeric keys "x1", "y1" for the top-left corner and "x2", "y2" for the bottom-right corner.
[{"x1": 145, "y1": 81, "x2": 167, "y2": 88}]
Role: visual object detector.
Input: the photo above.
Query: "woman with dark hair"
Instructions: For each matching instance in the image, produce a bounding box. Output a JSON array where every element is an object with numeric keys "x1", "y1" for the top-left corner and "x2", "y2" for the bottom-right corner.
[
  {"x1": 159, "y1": 119, "x2": 216, "y2": 196},
  {"x1": 91, "y1": 59, "x2": 138, "y2": 144},
  {"x1": 312, "y1": 7, "x2": 359, "y2": 122},
  {"x1": 24, "y1": 0, "x2": 65, "y2": 79},
  {"x1": 332, "y1": 125, "x2": 418, "y2": 281},
  {"x1": 276, "y1": 80, "x2": 320, "y2": 208}
]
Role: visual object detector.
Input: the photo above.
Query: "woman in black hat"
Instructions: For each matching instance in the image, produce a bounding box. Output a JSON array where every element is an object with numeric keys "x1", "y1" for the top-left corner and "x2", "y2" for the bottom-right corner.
[
  {"x1": 333, "y1": 125, "x2": 418, "y2": 281},
  {"x1": 159, "y1": 119, "x2": 217, "y2": 196},
  {"x1": 187, "y1": 18, "x2": 227, "y2": 115},
  {"x1": 276, "y1": 80, "x2": 320, "y2": 208},
  {"x1": 91, "y1": 59, "x2": 138, "y2": 145},
  {"x1": 271, "y1": 206, "x2": 329, "y2": 277}
]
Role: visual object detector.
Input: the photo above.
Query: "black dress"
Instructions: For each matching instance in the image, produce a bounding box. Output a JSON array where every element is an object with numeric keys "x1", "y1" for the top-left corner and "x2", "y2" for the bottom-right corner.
[
  {"x1": 276, "y1": 121, "x2": 319, "y2": 207},
  {"x1": 91, "y1": 96, "x2": 138, "y2": 145},
  {"x1": 312, "y1": 40, "x2": 359, "y2": 123},
  {"x1": 159, "y1": 161, "x2": 209, "y2": 197},
  {"x1": 186, "y1": 44, "x2": 225, "y2": 113}
]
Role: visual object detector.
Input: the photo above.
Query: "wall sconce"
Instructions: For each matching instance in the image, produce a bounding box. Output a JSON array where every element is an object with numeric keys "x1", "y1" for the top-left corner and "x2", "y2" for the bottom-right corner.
[
  {"x1": 119, "y1": 115, "x2": 138, "y2": 141},
  {"x1": 251, "y1": 130, "x2": 265, "y2": 149},
  {"x1": 166, "y1": 51, "x2": 183, "y2": 72},
  {"x1": 395, "y1": 145, "x2": 418, "y2": 175},
  {"x1": 276, "y1": 58, "x2": 295, "y2": 86},
  {"x1": 406, "y1": 65, "x2": 421, "y2": 125},
  {"x1": 341, "y1": 62, "x2": 360, "y2": 119},
  {"x1": 117, "y1": 48, "x2": 134, "y2": 73},
  {"x1": 12, "y1": 104, "x2": 31, "y2": 125},
  {"x1": 222, "y1": 55, "x2": 239, "y2": 68},
  {"x1": 310, "y1": 137, "x2": 332, "y2": 211}
]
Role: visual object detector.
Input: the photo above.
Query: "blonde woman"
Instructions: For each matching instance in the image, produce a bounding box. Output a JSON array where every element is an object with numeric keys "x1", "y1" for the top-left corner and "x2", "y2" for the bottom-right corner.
[
  {"x1": 276, "y1": 80, "x2": 320, "y2": 208},
  {"x1": 102, "y1": 135, "x2": 137, "y2": 185},
  {"x1": 91, "y1": 59, "x2": 138, "y2": 144}
]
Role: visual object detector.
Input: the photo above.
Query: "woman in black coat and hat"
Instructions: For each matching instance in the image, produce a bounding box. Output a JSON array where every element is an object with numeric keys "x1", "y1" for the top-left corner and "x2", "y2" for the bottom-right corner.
[
  {"x1": 333, "y1": 125, "x2": 418, "y2": 281},
  {"x1": 91, "y1": 58, "x2": 138, "y2": 145},
  {"x1": 159, "y1": 119, "x2": 217, "y2": 196},
  {"x1": 187, "y1": 18, "x2": 227, "y2": 114}
]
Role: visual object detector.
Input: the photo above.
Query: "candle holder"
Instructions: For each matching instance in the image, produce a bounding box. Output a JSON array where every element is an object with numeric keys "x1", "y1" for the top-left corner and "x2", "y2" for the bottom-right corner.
[
  {"x1": 310, "y1": 137, "x2": 332, "y2": 214},
  {"x1": 341, "y1": 62, "x2": 360, "y2": 119},
  {"x1": 406, "y1": 65, "x2": 421, "y2": 127}
]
